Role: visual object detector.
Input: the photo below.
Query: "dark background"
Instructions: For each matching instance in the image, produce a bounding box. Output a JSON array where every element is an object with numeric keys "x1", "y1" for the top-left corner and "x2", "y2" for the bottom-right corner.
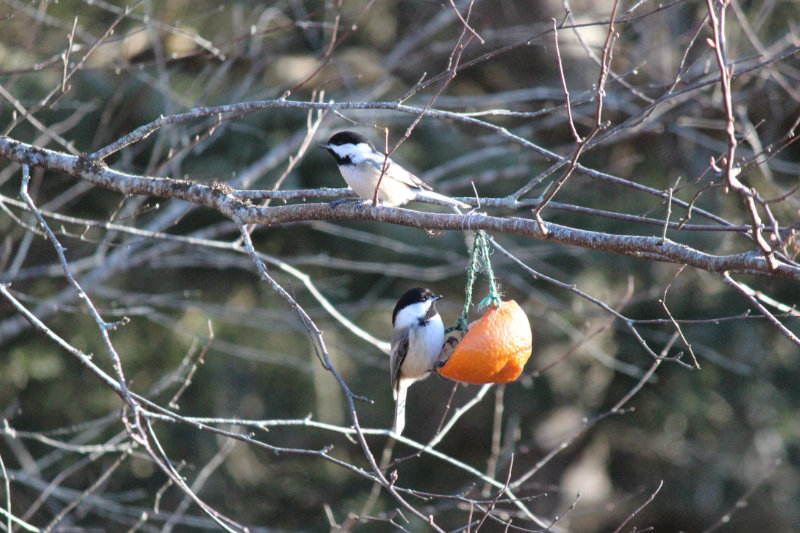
[{"x1": 1, "y1": 0, "x2": 799, "y2": 531}]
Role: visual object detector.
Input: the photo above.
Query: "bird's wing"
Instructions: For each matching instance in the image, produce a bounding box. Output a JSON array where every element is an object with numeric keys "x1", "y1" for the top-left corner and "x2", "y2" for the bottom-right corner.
[
  {"x1": 390, "y1": 327, "x2": 410, "y2": 396},
  {"x1": 364, "y1": 154, "x2": 433, "y2": 191}
]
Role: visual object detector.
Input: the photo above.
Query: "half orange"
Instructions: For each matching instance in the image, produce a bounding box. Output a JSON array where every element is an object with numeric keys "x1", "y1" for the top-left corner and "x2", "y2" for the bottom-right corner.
[{"x1": 439, "y1": 300, "x2": 532, "y2": 384}]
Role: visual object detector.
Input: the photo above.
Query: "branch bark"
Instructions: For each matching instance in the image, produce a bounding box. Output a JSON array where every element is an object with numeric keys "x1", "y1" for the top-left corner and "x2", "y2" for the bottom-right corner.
[{"x1": 1, "y1": 135, "x2": 797, "y2": 280}]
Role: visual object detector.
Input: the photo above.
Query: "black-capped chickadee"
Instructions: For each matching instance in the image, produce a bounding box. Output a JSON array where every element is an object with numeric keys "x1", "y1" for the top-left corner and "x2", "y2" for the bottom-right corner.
[
  {"x1": 320, "y1": 131, "x2": 471, "y2": 210},
  {"x1": 390, "y1": 287, "x2": 446, "y2": 435}
]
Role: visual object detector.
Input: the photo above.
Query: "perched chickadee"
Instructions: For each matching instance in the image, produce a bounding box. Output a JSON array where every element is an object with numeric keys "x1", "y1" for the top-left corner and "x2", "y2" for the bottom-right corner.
[
  {"x1": 320, "y1": 131, "x2": 471, "y2": 210},
  {"x1": 390, "y1": 287, "x2": 446, "y2": 435}
]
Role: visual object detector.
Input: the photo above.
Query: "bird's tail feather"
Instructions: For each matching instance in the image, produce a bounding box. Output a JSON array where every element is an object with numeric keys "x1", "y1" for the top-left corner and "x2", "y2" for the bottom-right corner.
[
  {"x1": 393, "y1": 383, "x2": 408, "y2": 436},
  {"x1": 415, "y1": 190, "x2": 471, "y2": 211}
]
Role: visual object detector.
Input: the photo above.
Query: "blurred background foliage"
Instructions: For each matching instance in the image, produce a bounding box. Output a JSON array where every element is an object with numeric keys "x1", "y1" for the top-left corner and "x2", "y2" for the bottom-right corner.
[{"x1": 1, "y1": 0, "x2": 800, "y2": 531}]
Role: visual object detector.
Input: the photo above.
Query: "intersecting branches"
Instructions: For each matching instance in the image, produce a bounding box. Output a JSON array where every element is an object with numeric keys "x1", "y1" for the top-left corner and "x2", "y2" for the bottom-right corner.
[
  {"x1": 705, "y1": 0, "x2": 781, "y2": 270},
  {"x1": 18, "y1": 165, "x2": 131, "y2": 399},
  {"x1": 531, "y1": 0, "x2": 622, "y2": 230},
  {"x1": 2, "y1": 137, "x2": 797, "y2": 280},
  {"x1": 1, "y1": 1, "x2": 799, "y2": 531}
]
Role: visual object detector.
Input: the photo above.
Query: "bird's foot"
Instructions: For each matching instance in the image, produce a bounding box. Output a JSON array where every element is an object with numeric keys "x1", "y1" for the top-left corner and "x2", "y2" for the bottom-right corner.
[{"x1": 328, "y1": 198, "x2": 360, "y2": 209}]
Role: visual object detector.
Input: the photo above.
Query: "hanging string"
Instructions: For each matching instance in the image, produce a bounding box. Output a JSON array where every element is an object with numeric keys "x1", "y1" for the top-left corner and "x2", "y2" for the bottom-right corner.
[
  {"x1": 453, "y1": 233, "x2": 481, "y2": 333},
  {"x1": 476, "y1": 231, "x2": 501, "y2": 310},
  {"x1": 447, "y1": 230, "x2": 501, "y2": 334}
]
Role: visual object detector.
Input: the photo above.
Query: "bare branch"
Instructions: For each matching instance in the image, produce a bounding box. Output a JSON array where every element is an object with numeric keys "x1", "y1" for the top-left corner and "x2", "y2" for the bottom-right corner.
[
  {"x1": 1, "y1": 2, "x2": 797, "y2": 529},
  {"x1": 2, "y1": 137, "x2": 797, "y2": 280}
]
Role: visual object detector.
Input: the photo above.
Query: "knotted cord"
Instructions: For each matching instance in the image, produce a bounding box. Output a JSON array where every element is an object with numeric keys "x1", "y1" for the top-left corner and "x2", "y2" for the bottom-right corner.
[{"x1": 448, "y1": 230, "x2": 501, "y2": 334}]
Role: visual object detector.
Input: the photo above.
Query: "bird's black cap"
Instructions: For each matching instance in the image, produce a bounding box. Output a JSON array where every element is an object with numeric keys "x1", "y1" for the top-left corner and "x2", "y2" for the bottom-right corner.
[
  {"x1": 320, "y1": 131, "x2": 373, "y2": 149},
  {"x1": 319, "y1": 131, "x2": 377, "y2": 165},
  {"x1": 392, "y1": 287, "x2": 442, "y2": 325}
]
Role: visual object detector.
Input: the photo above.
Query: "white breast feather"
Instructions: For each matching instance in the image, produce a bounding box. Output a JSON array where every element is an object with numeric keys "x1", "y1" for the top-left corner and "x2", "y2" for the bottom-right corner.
[{"x1": 394, "y1": 302, "x2": 444, "y2": 382}]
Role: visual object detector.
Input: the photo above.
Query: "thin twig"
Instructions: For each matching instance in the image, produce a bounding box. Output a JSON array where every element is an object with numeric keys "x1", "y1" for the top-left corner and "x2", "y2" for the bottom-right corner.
[
  {"x1": 722, "y1": 272, "x2": 800, "y2": 346},
  {"x1": 448, "y1": 0, "x2": 484, "y2": 44},
  {"x1": 18, "y1": 165, "x2": 131, "y2": 398},
  {"x1": 531, "y1": 0, "x2": 622, "y2": 226},
  {"x1": 611, "y1": 480, "x2": 663, "y2": 533},
  {"x1": 660, "y1": 265, "x2": 699, "y2": 368},
  {"x1": 706, "y1": 0, "x2": 778, "y2": 269},
  {"x1": 552, "y1": 18, "x2": 580, "y2": 143}
]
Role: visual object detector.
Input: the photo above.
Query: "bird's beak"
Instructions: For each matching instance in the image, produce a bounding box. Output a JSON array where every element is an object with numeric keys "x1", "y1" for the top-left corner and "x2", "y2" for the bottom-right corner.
[
  {"x1": 318, "y1": 142, "x2": 329, "y2": 149},
  {"x1": 433, "y1": 293, "x2": 443, "y2": 300}
]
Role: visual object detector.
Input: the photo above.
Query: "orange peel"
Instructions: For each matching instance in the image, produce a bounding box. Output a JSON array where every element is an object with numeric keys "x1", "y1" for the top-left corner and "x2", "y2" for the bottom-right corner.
[{"x1": 438, "y1": 300, "x2": 532, "y2": 384}]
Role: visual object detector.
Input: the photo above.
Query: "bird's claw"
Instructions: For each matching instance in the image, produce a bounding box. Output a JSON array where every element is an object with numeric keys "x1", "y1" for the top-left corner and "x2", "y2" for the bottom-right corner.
[
  {"x1": 328, "y1": 198, "x2": 356, "y2": 209},
  {"x1": 328, "y1": 198, "x2": 368, "y2": 210},
  {"x1": 434, "y1": 336, "x2": 460, "y2": 373}
]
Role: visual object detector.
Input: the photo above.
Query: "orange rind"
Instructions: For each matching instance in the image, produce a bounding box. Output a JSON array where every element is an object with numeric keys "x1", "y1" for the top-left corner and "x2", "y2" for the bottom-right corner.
[{"x1": 438, "y1": 300, "x2": 532, "y2": 384}]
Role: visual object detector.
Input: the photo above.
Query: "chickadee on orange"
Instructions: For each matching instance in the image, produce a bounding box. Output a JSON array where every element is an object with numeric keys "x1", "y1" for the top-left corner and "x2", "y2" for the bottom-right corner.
[
  {"x1": 390, "y1": 287, "x2": 445, "y2": 435},
  {"x1": 319, "y1": 131, "x2": 471, "y2": 210}
]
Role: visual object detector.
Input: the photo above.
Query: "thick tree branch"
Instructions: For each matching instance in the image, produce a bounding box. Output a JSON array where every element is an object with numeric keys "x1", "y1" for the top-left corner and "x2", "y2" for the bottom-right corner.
[{"x1": 1, "y1": 135, "x2": 797, "y2": 280}]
